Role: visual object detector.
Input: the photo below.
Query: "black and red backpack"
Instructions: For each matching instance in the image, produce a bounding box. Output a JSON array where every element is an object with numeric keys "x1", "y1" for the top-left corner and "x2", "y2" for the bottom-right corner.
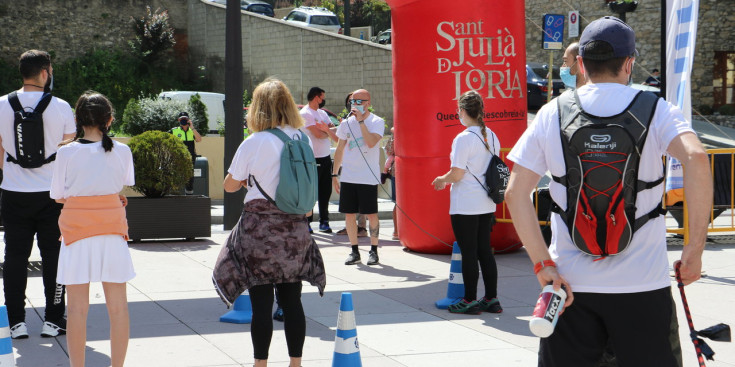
[{"x1": 551, "y1": 90, "x2": 665, "y2": 258}]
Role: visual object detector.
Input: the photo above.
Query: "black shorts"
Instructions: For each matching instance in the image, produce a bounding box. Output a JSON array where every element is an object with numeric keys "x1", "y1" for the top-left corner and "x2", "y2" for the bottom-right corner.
[
  {"x1": 538, "y1": 287, "x2": 681, "y2": 367},
  {"x1": 338, "y1": 182, "x2": 378, "y2": 214}
]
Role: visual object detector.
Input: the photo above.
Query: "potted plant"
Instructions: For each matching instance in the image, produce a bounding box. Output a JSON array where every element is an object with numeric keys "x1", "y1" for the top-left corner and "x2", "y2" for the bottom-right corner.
[
  {"x1": 125, "y1": 130, "x2": 211, "y2": 241},
  {"x1": 607, "y1": 0, "x2": 638, "y2": 22}
]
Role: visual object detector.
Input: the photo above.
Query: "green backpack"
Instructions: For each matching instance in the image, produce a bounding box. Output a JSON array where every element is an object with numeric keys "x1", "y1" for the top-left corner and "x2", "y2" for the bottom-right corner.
[{"x1": 250, "y1": 128, "x2": 317, "y2": 215}]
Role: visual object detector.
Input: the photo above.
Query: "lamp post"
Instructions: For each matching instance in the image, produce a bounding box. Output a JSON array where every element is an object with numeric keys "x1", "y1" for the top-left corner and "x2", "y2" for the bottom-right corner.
[
  {"x1": 606, "y1": 0, "x2": 638, "y2": 23},
  {"x1": 224, "y1": 0, "x2": 245, "y2": 230}
]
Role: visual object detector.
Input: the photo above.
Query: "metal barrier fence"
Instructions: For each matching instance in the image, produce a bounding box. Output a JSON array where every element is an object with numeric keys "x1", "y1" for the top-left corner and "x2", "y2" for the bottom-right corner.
[{"x1": 494, "y1": 148, "x2": 735, "y2": 243}]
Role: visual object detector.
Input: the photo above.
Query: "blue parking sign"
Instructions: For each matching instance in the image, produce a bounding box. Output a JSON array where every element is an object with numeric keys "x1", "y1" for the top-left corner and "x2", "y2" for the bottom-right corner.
[{"x1": 542, "y1": 14, "x2": 564, "y2": 50}]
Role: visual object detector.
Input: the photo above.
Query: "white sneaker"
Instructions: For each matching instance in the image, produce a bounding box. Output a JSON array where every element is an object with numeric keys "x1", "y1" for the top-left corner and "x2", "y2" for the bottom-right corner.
[
  {"x1": 40, "y1": 320, "x2": 66, "y2": 337},
  {"x1": 10, "y1": 322, "x2": 28, "y2": 339}
]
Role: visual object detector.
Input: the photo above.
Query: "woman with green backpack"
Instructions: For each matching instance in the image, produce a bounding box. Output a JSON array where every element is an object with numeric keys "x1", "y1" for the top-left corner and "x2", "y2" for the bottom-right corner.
[{"x1": 218, "y1": 79, "x2": 326, "y2": 367}]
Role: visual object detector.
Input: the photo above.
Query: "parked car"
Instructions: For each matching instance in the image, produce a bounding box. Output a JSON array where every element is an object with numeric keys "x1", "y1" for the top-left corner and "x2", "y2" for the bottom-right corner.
[
  {"x1": 373, "y1": 29, "x2": 391, "y2": 45},
  {"x1": 526, "y1": 62, "x2": 564, "y2": 109},
  {"x1": 282, "y1": 7, "x2": 343, "y2": 34},
  {"x1": 210, "y1": 0, "x2": 274, "y2": 17},
  {"x1": 159, "y1": 91, "x2": 225, "y2": 133}
]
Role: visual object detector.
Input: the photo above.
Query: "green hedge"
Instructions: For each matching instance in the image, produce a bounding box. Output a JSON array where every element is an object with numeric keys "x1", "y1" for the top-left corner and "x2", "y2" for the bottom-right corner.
[
  {"x1": 128, "y1": 130, "x2": 192, "y2": 198},
  {"x1": 121, "y1": 95, "x2": 208, "y2": 135}
]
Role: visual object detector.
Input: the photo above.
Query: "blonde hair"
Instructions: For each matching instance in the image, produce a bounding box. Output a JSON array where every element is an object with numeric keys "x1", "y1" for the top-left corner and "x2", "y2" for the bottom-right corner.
[{"x1": 247, "y1": 78, "x2": 304, "y2": 132}]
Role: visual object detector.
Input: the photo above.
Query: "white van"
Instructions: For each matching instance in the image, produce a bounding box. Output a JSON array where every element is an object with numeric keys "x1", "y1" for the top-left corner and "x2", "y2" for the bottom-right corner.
[{"x1": 159, "y1": 91, "x2": 225, "y2": 133}]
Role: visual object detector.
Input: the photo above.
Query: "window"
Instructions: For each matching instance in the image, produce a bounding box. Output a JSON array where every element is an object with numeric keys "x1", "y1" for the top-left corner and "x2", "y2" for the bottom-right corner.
[
  {"x1": 310, "y1": 15, "x2": 339, "y2": 26},
  {"x1": 714, "y1": 51, "x2": 735, "y2": 108}
]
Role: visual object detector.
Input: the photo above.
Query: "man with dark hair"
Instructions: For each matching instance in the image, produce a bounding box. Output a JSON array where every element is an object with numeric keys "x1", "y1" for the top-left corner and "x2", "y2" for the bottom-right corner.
[
  {"x1": 170, "y1": 111, "x2": 202, "y2": 194},
  {"x1": 505, "y1": 17, "x2": 712, "y2": 366},
  {"x1": 0, "y1": 50, "x2": 77, "y2": 338},
  {"x1": 300, "y1": 87, "x2": 337, "y2": 233},
  {"x1": 643, "y1": 68, "x2": 662, "y2": 87}
]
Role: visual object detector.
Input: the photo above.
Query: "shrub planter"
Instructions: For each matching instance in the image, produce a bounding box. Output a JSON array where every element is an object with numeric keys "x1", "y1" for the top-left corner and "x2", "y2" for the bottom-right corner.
[{"x1": 126, "y1": 195, "x2": 211, "y2": 241}]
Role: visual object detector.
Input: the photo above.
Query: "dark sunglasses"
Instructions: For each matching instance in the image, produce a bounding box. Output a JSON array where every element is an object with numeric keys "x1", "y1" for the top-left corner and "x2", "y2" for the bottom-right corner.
[{"x1": 349, "y1": 99, "x2": 369, "y2": 105}]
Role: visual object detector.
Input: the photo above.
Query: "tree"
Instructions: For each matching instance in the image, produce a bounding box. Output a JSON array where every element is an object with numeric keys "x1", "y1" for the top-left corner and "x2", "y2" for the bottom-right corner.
[{"x1": 129, "y1": 6, "x2": 176, "y2": 63}]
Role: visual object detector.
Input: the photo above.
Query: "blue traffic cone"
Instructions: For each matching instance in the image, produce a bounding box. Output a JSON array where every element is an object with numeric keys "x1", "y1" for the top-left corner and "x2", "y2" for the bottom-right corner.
[
  {"x1": 332, "y1": 292, "x2": 362, "y2": 367},
  {"x1": 0, "y1": 306, "x2": 15, "y2": 366},
  {"x1": 435, "y1": 242, "x2": 465, "y2": 309},
  {"x1": 219, "y1": 291, "x2": 252, "y2": 324}
]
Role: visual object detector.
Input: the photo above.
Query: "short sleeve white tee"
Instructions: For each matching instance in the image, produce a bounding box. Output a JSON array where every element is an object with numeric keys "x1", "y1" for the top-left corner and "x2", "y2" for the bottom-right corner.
[
  {"x1": 449, "y1": 126, "x2": 500, "y2": 215},
  {"x1": 0, "y1": 90, "x2": 76, "y2": 192},
  {"x1": 50, "y1": 140, "x2": 135, "y2": 199},
  {"x1": 300, "y1": 105, "x2": 332, "y2": 158},
  {"x1": 335, "y1": 113, "x2": 385, "y2": 185},
  {"x1": 228, "y1": 126, "x2": 312, "y2": 204},
  {"x1": 507, "y1": 83, "x2": 694, "y2": 293}
]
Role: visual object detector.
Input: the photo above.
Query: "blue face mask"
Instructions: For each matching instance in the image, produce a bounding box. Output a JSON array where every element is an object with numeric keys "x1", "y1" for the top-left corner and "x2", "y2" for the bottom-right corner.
[{"x1": 560, "y1": 67, "x2": 576, "y2": 89}]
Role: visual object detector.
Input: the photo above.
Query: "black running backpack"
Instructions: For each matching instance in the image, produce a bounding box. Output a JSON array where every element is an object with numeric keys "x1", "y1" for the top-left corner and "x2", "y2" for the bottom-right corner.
[
  {"x1": 550, "y1": 90, "x2": 665, "y2": 258},
  {"x1": 7, "y1": 91, "x2": 56, "y2": 168},
  {"x1": 468, "y1": 130, "x2": 510, "y2": 204}
]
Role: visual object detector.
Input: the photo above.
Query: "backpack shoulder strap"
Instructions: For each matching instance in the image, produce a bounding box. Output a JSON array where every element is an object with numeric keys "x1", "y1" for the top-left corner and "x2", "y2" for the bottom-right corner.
[
  {"x1": 557, "y1": 90, "x2": 582, "y2": 131},
  {"x1": 8, "y1": 91, "x2": 23, "y2": 112},
  {"x1": 265, "y1": 128, "x2": 291, "y2": 143},
  {"x1": 248, "y1": 174, "x2": 277, "y2": 206},
  {"x1": 34, "y1": 93, "x2": 53, "y2": 114}
]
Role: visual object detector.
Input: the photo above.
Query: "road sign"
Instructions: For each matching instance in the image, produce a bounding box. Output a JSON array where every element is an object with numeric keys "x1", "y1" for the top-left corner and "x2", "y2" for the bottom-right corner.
[
  {"x1": 542, "y1": 14, "x2": 564, "y2": 50},
  {"x1": 569, "y1": 11, "x2": 579, "y2": 38}
]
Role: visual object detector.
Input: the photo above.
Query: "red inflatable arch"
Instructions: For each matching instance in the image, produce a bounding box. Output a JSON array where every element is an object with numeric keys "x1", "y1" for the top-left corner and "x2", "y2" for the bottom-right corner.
[{"x1": 386, "y1": 0, "x2": 528, "y2": 254}]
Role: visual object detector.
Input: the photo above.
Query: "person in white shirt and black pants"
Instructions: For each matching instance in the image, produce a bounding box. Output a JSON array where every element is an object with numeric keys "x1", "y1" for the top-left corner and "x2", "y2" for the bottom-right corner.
[
  {"x1": 0, "y1": 50, "x2": 77, "y2": 339},
  {"x1": 432, "y1": 90, "x2": 503, "y2": 315}
]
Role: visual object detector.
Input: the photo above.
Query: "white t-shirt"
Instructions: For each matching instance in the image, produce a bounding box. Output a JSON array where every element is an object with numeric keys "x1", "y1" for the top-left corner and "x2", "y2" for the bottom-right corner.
[
  {"x1": 0, "y1": 90, "x2": 76, "y2": 192},
  {"x1": 335, "y1": 113, "x2": 385, "y2": 185},
  {"x1": 449, "y1": 125, "x2": 500, "y2": 215},
  {"x1": 507, "y1": 83, "x2": 694, "y2": 293},
  {"x1": 300, "y1": 105, "x2": 332, "y2": 158},
  {"x1": 228, "y1": 126, "x2": 312, "y2": 204},
  {"x1": 50, "y1": 140, "x2": 135, "y2": 199}
]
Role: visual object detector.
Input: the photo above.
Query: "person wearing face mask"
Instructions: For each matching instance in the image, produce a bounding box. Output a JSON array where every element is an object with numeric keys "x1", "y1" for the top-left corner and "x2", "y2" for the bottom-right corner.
[
  {"x1": 560, "y1": 42, "x2": 585, "y2": 90},
  {"x1": 332, "y1": 89, "x2": 385, "y2": 266},
  {"x1": 505, "y1": 16, "x2": 711, "y2": 366},
  {"x1": 300, "y1": 87, "x2": 337, "y2": 233},
  {"x1": 431, "y1": 90, "x2": 503, "y2": 315},
  {"x1": 170, "y1": 111, "x2": 202, "y2": 195},
  {"x1": 0, "y1": 49, "x2": 77, "y2": 339}
]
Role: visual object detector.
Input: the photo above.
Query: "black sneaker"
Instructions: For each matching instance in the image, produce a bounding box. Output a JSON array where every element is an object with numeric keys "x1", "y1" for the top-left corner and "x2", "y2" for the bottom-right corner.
[
  {"x1": 10, "y1": 322, "x2": 28, "y2": 339},
  {"x1": 345, "y1": 252, "x2": 361, "y2": 265},
  {"x1": 41, "y1": 318, "x2": 67, "y2": 337},
  {"x1": 478, "y1": 297, "x2": 503, "y2": 313},
  {"x1": 367, "y1": 251, "x2": 379, "y2": 265},
  {"x1": 319, "y1": 223, "x2": 332, "y2": 233},
  {"x1": 272, "y1": 307, "x2": 284, "y2": 322}
]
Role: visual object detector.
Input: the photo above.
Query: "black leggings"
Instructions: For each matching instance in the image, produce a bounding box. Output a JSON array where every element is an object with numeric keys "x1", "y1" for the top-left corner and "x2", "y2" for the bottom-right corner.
[
  {"x1": 249, "y1": 282, "x2": 305, "y2": 360},
  {"x1": 450, "y1": 213, "x2": 498, "y2": 301}
]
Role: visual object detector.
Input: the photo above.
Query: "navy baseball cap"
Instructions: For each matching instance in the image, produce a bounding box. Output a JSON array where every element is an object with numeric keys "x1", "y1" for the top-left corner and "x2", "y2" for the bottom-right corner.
[{"x1": 579, "y1": 16, "x2": 638, "y2": 60}]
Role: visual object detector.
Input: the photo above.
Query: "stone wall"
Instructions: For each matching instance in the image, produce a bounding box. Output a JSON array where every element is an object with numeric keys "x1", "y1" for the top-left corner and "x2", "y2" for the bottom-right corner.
[
  {"x1": 0, "y1": 0, "x2": 189, "y2": 63},
  {"x1": 188, "y1": 0, "x2": 395, "y2": 126},
  {"x1": 524, "y1": 0, "x2": 735, "y2": 108}
]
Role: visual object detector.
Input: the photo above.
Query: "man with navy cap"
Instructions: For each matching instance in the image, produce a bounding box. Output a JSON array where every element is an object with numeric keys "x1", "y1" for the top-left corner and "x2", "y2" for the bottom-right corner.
[{"x1": 505, "y1": 16, "x2": 712, "y2": 366}]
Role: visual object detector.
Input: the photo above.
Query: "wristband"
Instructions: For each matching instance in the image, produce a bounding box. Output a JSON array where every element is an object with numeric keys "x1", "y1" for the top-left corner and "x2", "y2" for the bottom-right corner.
[
  {"x1": 332, "y1": 174, "x2": 339, "y2": 177},
  {"x1": 533, "y1": 259, "x2": 556, "y2": 274}
]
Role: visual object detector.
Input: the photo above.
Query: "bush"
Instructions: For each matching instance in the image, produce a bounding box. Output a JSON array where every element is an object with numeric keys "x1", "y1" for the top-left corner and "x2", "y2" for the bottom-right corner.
[
  {"x1": 129, "y1": 6, "x2": 175, "y2": 63},
  {"x1": 718, "y1": 104, "x2": 735, "y2": 116},
  {"x1": 698, "y1": 104, "x2": 714, "y2": 115},
  {"x1": 188, "y1": 93, "x2": 209, "y2": 132},
  {"x1": 128, "y1": 130, "x2": 192, "y2": 197},
  {"x1": 121, "y1": 96, "x2": 207, "y2": 135}
]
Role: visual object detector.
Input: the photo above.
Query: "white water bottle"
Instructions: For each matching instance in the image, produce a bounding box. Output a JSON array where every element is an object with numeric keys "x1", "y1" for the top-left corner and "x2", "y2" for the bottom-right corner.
[{"x1": 529, "y1": 285, "x2": 567, "y2": 338}]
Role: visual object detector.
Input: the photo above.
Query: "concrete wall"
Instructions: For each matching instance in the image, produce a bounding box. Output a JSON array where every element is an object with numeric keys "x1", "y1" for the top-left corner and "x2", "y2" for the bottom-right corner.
[
  {"x1": 524, "y1": 0, "x2": 735, "y2": 109},
  {"x1": 0, "y1": 0, "x2": 189, "y2": 63},
  {"x1": 188, "y1": 0, "x2": 394, "y2": 127}
]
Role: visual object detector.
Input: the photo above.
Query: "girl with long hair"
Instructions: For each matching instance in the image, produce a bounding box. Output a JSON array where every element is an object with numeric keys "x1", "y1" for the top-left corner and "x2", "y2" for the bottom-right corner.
[
  {"x1": 432, "y1": 90, "x2": 503, "y2": 314},
  {"x1": 51, "y1": 91, "x2": 135, "y2": 366}
]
